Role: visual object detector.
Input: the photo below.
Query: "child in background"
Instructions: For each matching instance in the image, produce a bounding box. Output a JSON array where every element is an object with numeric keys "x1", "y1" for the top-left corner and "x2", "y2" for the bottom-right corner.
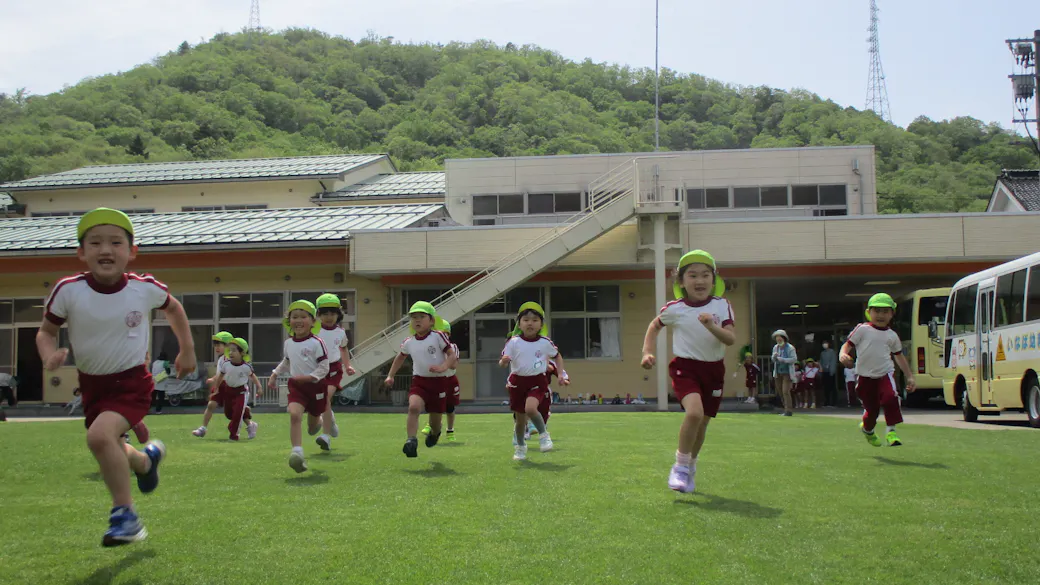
[
  {"x1": 268, "y1": 300, "x2": 331, "y2": 472},
  {"x1": 844, "y1": 366, "x2": 859, "y2": 407},
  {"x1": 315, "y1": 293, "x2": 356, "y2": 447},
  {"x1": 385, "y1": 302, "x2": 456, "y2": 458},
  {"x1": 804, "y1": 358, "x2": 820, "y2": 409},
  {"x1": 734, "y1": 353, "x2": 760, "y2": 404},
  {"x1": 642, "y1": 250, "x2": 735, "y2": 494},
  {"x1": 192, "y1": 331, "x2": 235, "y2": 438},
  {"x1": 840, "y1": 293, "x2": 915, "y2": 446},
  {"x1": 791, "y1": 362, "x2": 804, "y2": 408},
  {"x1": 209, "y1": 338, "x2": 261, "y2": 441},
  {"x1": 422, "y1": 320, "x2": 461, "y2": 441},
  {"x1": 37, "y1": 208, "x2": 194, "y2": 546}
]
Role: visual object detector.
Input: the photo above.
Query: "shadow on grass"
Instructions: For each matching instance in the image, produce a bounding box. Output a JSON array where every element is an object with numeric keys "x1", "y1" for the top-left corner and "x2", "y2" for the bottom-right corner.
[
  {"x1": 519, "y1": 460, "x2": 574, "y2": 473},
  {"x1": 873, "y1": 456, "x2": 949, "y2": 470},
  {"x1": 284, "y1": 469, "x2": 329, "y2": 486},
  {"x1": 81, "y1": 471, "x2": 102, "y2": 482},
  {"x1": 72, "y1": 549, "x2": 155, "y2": 585},
  {"x1": 315, "y1": 451, "x2": 353, "y2": 462},
  {"x1": 435, "y1": 442, "x2": 464, "y2": 448},
  {"x1": 404, "y1": 462, "x2": 460, "y2": 477},
  {"x1": 674, "y1": 493, "x2": 782, "y2": 519}
]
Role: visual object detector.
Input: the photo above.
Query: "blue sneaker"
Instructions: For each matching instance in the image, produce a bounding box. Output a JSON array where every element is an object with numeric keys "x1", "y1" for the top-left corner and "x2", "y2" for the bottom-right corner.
[
  {"x1": 102, "y1": 506, "x2": 147, "y2": 547},
  {"x1": 527, "y1": 421, "x2": 538, "y2": 436},
  {"x1": 136, "y1": 440, "x2": 165, "y2": 494}
]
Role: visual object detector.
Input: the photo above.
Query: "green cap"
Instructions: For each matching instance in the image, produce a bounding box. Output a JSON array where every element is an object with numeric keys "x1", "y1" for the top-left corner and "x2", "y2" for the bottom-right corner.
[
  {"x1": 224, "y1": 337, "x2": 251, "y2": 363},
  {"x1": 673, "y1": 249, "x2": 725, "y2": 299},
  {"x1": 77, "y1": 207, "x2": 134, "y2": 242},
  {"x1": 511, "y1": 301, "x2": 548, "y2": 338},
  {"x1": 316, "y1": 293, "x2": 342, "y2": 310},
  {"x1": 865, "y1": 293, "x2": 896, "y2": 320},
  {"x1": 212, "y1": 331, "x2": 234, "y2": 344},
  {"x1": 408, "y1": 301, "x2": 449, "y2": 335},
  {"x1": 284, "y1": 300, "x2": 321, "y2": 335}
]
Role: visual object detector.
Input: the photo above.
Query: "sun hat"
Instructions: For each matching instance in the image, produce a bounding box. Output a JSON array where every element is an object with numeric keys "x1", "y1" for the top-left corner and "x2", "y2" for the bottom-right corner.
[
  {"x1": 212, "y1": 331, "x2": 234, "y2": 344},
  {"x1": 673, "y1": 249, "x2": 725, "y2": 299},
  {"x1": 77, "y1": 207, "x2": 134, "y2": 242},
  {"x1": 283, "y1": 300, "x2": 322, "y2": 335},
  {"x1": 315, "y1": 293, "x2": 343, "y2": 310},
  {"x1": 408, "y1": 301, "x2": 449, "y2": 335},
  {"x1": 511, "y1": 301, "x2": 549, "y2": 337},
  {"x1": 865, "y1": 293, "x2": 896, "y2": 320},
  {"x1": 772, "y1": 329, "x2": 789, "y2": 341},
  {"x1": 225, "y1": 337, "x2": 251, "y2": 363}
]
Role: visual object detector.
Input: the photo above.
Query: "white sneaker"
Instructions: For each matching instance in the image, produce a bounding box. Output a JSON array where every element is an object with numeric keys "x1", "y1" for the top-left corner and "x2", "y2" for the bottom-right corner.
[
  {"x1": 191, "y1": 427, "x2": 206, "y2": 438},
  {"x1": 288, "y1": 451, "x2": 307, "y2": 473},
  {"x1": 513, "y1": 445, "x2": 527, "y2": 461},
  {"x1": 539, "y1": 434, "x2": 554, "y2": 452},
  {"x1": 247, "y1": 421, "x2": 258, "y2": 439},
  {"x1": 330, "y1": 424, "x2": 340, "y2": 439},
  {"x1": 316, "y1": 434, "x2": 331, "y2": 451}
]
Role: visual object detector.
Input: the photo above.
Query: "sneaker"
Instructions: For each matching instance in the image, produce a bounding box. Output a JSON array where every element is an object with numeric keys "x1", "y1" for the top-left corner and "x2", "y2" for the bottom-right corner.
[
  {"x1": 421, "y1": 424, "x2": 432, "y2": 436},
  {"x1": 136, "y1": 440, "x2": 165, "y2": 494},
  {"x1": 288, "y1": 451, "x2": 307, "y2": 473},
  {"x1": 860, "y1": 423, "x2": 883, "y2": 447},
  {"x1": 191, "y1": 427, "x2": 206, "y2": 438},
  {"x1": 523, "y1": 431, "x2": 531, "y2": 441},
  {"x1": 131, "y1": 422, "x2": 149, "y2": 443},
  {"x1": 102, "y1": 506, "x2": 147, "y2": 547},
  {"x1": 539, "y1": 434, "x2": 554, "y2": 452},
  {"x1": 316, "y1": 434, "x2": 331, "y2": 451},
  {"x1": 886, "y1": 431, "x2": 902, "y2": 446},
  {"x1": 247, "y1": 421, "x2": 258, "y2": 440},
  {"x1": 447, "y1": 430, "x2": 456, "y2": 442},
  {"x1": 402, "y1": 437, "x2": 418, "y2": 458},
  {"x1": 668, "y1": 465, "x2": 695, "y2": 493},
  {"x1": 425, "y1": 432, "x2": 441, "y2": 448},
  {"x1": 513, "y1": 445, "x2": 528, "y2": 461},
  {"x1": 780, "y1": 412, "x2": 793, "y2": 417},
  {"x1": 528, "y1": 422, "x2": 538, "y2": 436},
  {"x1": 330, "y1": 424, "x2": 340, "y2": 439}
]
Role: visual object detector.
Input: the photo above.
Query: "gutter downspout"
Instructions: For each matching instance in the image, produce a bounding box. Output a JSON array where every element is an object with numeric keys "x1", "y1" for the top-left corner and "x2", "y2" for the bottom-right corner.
[{"x1": 852, "y1": 159, "x2": 864, "y2": 215}]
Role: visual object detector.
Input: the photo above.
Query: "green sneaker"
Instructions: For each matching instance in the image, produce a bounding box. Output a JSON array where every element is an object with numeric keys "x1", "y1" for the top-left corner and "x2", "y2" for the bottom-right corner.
[
  {"x1": 447, "y1": 431, "x2": 456, "y2": 442},
  {"x1": 421, "y1": 424, "x2": 431, "y2": 436},
  {"x1": 860, "y1": 423, "x2": 882, "y2": 447},
  {"x1": 886, "y1": 431, "x2": 902, "y2": 446}
]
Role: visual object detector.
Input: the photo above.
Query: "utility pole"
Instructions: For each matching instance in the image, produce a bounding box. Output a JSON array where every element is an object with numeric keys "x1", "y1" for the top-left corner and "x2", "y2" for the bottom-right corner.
[
  {"x1": 1006, "y1": 30, "x2": 1040, "y2": 160},
  {"x1": 654, "y1": 0, "x2": 660, "y2": 152}
]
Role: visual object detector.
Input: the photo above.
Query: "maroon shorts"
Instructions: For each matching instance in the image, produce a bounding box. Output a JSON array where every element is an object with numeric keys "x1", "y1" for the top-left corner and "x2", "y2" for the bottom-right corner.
[
  {"x1": 538, "y1": 390, "x2": 551, "y2": 424},
  {"x1": 669, "y1": 357, "x2": 725, "y2": 418},
  {"x1": 446, "y1": 375, "x2": 461, "y2": 407},
  {"x1": 78, "y1": 364, "x2": 153, "y2": 429},
  {"x1": 409, "y1": 376, "x2": 447, "y2": 413},
  {"x1": 288, "y1": 378, "x2": 329, "y2": 417},
  {"x1": 507, "y1": 373, "x2": 548, "y2": 413},
  {"x1": 326, "y1": 360, "x2": 344, "y2": 391},
  {"x1": 211, "y1": 382, "x2": 230, "y2": 407}
]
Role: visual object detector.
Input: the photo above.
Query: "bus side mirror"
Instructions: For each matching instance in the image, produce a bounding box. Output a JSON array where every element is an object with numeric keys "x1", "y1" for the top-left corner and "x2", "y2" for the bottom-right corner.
[{"x1": 928, "y1": 319, "x2": 939, "y2": 340}]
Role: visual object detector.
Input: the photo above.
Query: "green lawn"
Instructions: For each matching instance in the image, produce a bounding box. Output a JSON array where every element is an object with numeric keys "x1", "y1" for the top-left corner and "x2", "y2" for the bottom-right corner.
[{"x1": 1, "y1": 412, "x2": 1038, "y2": 585}]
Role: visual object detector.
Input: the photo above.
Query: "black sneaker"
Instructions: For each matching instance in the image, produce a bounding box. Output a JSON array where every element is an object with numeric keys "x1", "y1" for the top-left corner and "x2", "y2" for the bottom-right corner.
[
  {"x1": 402, "y1": 437, "x2": 418, "y2": 458},
  {"x1": 425, "y1": 432, "x2": 441, "y2": 448}
]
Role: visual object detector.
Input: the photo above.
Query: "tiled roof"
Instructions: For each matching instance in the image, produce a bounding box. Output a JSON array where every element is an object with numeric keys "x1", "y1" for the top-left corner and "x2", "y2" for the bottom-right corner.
[
  {"x1": 998, "y1": 169, "x2": 1040, "y2": 211},
  {"x1": 320, "y1": 172, "x2": 445, "y2": 200},
  {"x1": 0, "y1": 154, "x2": 390, "y2": 191},
  {"x1": 0, "y1": 204, "x2": 443, "y2": 253},
  {"x1": 0, "y1": 192, "x2": 12, "y2": 206}
]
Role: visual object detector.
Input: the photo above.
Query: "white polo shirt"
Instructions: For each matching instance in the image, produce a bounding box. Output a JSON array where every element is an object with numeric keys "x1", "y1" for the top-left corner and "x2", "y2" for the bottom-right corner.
[
  {"x1": 272, "y1": 335, "x2": 329, "y2": 381},
  {"x1": 399, "y1": 330, "x2": 451, "y2": 377},
  {"x1": 847, "y1": 323, "x2": 902, "y2": 379},
  {"x1": 317, "y1": 325, "x2": 349, "y2": 363},
  {"x1": 45, "y1": 272, "x2": 170, "y2": 376},
  {"x1": 502, "y1": 335, "x2": 559, "y2": 377},
  {"x1": 220, "y1": 360, "x2": 254, "y2": 390},
  {"x1": 656, "y1": 297, "x2": 735, "y2": 363}
]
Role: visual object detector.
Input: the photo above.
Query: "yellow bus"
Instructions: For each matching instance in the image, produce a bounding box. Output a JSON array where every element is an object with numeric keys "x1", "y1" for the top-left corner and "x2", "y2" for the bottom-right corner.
[
  {"x1": 943, "y1": 251, "x2": 1040, "y2": 427},
  {"x1": 893, "y1": 288, "x2": 950, "y2": 404}
]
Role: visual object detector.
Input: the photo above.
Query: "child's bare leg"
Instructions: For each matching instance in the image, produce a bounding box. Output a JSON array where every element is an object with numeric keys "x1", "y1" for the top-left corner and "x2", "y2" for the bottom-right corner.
[
  {"x1": 320, "y1": 405, "x2": 334, "y2": 435},
  {"x1": 447, "y1": 412, "x2": 456, "y2": 430},
  {"x1": 514, "y1": 411, "x2": 528, "y2": 445},
  {"x1": 201, "y1": 400, "x2": 217, "y2": 427},
  {"x1": 325, "y1": 385, "x2": 338, "y2": 428},
  {"x1": 525, "y1": 396, "x2": 547, "y2": 434},
  {"x1": 677, "y1": 394, "x2": 705, "y2": 456},
  {"x1": 123, "y1": 442, "x2": 150, "y2": 474},
  {"x1": 428, "y1": 412, "x2": 443, "y2": 435},
  {"x1": 690, "y1": 418, "x2": 711, "y2": 459},
  {"x1": 406, "y1": 394, "x2": 424, "y2": 437},
  {"x1": 86, "y1": 412, "x2": 135, "y2": 508},
  {"x1": 288, "y1": 403, "x2": 304, "y2": 448}
]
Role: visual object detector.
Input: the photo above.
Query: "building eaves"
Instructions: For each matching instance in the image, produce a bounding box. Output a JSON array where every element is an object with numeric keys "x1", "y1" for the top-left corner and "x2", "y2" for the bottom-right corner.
[
  {"x1": 997, "y1": 169, "x2": 1040, "y2": 211},
  {"x1": 315, "y1": 172, "x2": 446, "y2": 202}
]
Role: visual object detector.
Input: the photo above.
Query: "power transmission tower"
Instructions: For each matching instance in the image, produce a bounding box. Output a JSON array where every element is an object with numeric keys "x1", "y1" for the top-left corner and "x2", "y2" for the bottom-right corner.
[
  {"x1": 248, "y1": 0, "x2": 261, "y2": 32},
  {"x1": 865, "y1": 0, "x2": 892, "y2": 123}
]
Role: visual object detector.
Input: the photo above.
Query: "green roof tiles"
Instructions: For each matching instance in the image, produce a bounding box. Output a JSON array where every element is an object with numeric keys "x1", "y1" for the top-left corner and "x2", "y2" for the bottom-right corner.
[{"x1": 321, "y1": 172, "x2": 445, "y2": 200}]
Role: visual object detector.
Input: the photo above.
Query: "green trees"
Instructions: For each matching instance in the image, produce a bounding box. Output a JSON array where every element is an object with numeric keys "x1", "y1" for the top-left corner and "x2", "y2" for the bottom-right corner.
[{"x1": 0, "y1": 30, "x2": 1034, "y2": 213}]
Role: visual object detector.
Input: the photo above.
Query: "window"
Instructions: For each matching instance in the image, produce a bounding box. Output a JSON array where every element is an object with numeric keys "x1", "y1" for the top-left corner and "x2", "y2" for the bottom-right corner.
[
  {"x1": 225, "y1": 204, "x2": 267, "y2": 211},
  {"x1": 555, "y1": 192, "x2": 582, "y2": 212},
  {"x1": 549, "y1": 285, "x2": 621, "y2": 359},
  {"x1": 950, "y1": 285, "x2": 978, "y2": 335},
  {"x1": 813, "y1": 209, "x2": 848, "y2": 217},
  {"x1": 31, "y1": 211, "x2": 86, "y2": 217},
  {"x1": 0, "y1": 328, "x2": 12, "y2": 375},
  {"x1": 0, "y1": 299, "x2": 11, "y2": 324},
  {"x1": 996, "y1": 269, "x2": 1027, "y2": 327},
  {"x1": 479, "y1": 287, "x2": 543, "y2": 315},
  {"x1": 733, "y1": 187, "x2": 759, "y2": 208},
  {"x1": 449, "y1": 318, "x2": 471, "y2": 360},
  {"x1": 705, "y1": 188, "x2": 729, "y2": 208},
  {"x1": 13, "y1": 299, "x2": 44, "y2": 323},
  {"x1": 219, "y1": 294, "x2": 251, "y2": 319},
  {"x1": 819, "y1": 185, "x2": 848, "y2": 206},
  {"x1": 251, "y1": 323, "x2": 285, "y2": 374},
  {"x1": 182, "y1": 294, "x2": 214, "y2": 320},
  {"x1": 760, "y1": 186, "x2": 788, "y2": 207},
  {"x1": 119, "y1": 208, "x2": 154, "y2": 215},
  {"x1": 473, "y1": 218, "x2": 496, "y2": 226},
  {"x1": 251, "y1": 293, "x2": 284, "y2": 319},
  {"x1": 686, "y1": 188, "x2": 705, "y2": 210},
  {"x1": 181, "y1": 204, "x2": 267, "y2": 212},
  {"x1": 152, "y1": 324, "x2": 214, "y2": 370},
  {"x1": 1024, "y1": 267, "x2": 1040, "y2": 322},
  {"x1": 793, "y1": 185, "x2": 818, "y2": 206},
  {"x1": 529, "y1": 193, "x2": 554, "y2": 214},
  {"x1": 499, "y1": 194, "x2": 524, "y2": 214},
  {"x1": 473, "y1": 196, "x2": 498, "y2": 216},
  {"x1": 918, "y1": 296, "x2": 948, "y2": 326}
]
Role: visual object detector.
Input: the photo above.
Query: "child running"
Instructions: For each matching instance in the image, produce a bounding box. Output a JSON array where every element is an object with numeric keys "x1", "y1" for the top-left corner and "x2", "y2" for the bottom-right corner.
[
  {"x1": 840, "y1": 293, "x2": 915, "y2": 447},
  {"x1": 192, "y1": 331, "x2": 234, "y2": 437},
  {"x1": 500, "y1": 301, "x2": 568, "y2": 461},
  {"x1": 641, "y1": 249, "x2": 735, "y2": 493},
  {"x1": 268, "y1": 300, "x2": 332, "y2": 472},
  {"x1": 385, "y1": 302, "x2": 457, "y2": 457},
  {"x1": 37, "y1": 208, "x2": 195, "y2": 546},
  {"x1": 209, "y1": 337, "x2": 261, "y2": 440},
  {"x1": 844, "y1": 365, "x2": 859, "y2": 407},
  {"x1": 804, "y1": 358, "x2": 820, "y2": 409},
  {"x1": 315, "y1": 293, "x2": 356, "y2": 447},
  {"x1": 421, "y1": 320, "x2": 461, "y2": 442},
  {"x1": 735, "y1": 352, "x2": 760, "y2": 404}
]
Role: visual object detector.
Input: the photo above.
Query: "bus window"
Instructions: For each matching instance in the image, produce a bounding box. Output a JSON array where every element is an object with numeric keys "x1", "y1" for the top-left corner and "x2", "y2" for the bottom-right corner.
[
  {"x1": 894, "y1": 300, "x2": 912, "y2": 341},
  {"x1": 917, "y1": 296, "x2": 948, "y2": 325},
  {"x1": 950, "y1": 285, "x2": 978, "y2": 336},
  {"x1": 1026, "y1": 266, "x2": 1040, "y2": 323},
  {"x1": 995, "y1": 269, "x2": 1027, "y2": 327}
]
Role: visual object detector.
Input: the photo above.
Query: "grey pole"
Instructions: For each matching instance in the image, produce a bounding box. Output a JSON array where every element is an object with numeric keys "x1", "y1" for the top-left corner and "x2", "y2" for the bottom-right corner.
[{"x1": 654, "y1": 0, "x2": 660, "y2": 152}]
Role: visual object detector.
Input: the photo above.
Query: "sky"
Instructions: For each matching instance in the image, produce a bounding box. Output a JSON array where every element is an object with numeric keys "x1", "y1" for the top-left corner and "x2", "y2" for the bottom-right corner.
[{"x1": 1, "y1": 0, "x2": 1038, "y2": 130}]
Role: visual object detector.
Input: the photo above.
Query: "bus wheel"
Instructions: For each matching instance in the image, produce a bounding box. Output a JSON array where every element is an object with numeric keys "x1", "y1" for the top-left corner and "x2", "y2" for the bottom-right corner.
[
  {"x1": 1026, "y1": 376, "x2": 1040, "y2": 429},
  {"x1": 167, "y1": 395, "x2": 182, "y2": 407},
  {"x1": 961, "y1": 384, "x2": 979, "y2": 423}
]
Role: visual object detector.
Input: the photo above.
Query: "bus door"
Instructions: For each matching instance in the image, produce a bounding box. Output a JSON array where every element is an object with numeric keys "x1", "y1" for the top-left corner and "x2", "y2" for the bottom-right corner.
[{"x1": 977, "y1": 284, "x2": 997, "y2": 406}]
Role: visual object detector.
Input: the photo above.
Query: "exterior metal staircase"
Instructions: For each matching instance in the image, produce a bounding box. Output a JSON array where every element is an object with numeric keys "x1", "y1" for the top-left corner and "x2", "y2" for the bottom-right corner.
[{"x1": 343, "y1": 156, "x2": 677, "y2": 383}]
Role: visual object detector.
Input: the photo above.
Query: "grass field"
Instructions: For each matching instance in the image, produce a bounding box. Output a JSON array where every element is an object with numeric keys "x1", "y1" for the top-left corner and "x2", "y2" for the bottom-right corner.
[{"x1": 1, "y1": 412, "x2": 1038, "y2": 585}]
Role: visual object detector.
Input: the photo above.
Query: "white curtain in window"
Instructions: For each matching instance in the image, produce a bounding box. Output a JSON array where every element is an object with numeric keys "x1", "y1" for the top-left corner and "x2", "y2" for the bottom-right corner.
[{"x1": 597, "y1": 318, "x2": 621, "y2": 358}]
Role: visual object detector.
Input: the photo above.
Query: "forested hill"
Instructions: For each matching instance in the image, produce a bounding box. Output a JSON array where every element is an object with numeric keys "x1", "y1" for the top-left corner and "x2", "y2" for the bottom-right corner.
[{"x1": 1, "y1": 29, "x2": 1035, "y2": 213}]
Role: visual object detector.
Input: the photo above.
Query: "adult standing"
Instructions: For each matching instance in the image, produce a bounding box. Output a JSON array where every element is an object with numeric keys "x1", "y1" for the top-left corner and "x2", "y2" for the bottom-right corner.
[
  {"x1": 150, "y1": 352, "x2": 169, "y2": 414},
  {"x1": 819, "y1": 341, "x2": 838, "y2": 407},
  {"x1": 771, "y1": 330, "x2": 797, "y2": 416}
]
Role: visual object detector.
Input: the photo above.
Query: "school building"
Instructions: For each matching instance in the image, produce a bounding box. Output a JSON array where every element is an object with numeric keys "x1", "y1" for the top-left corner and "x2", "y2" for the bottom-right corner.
[{"x1": 1, "y1": 149, "x2": 1039, "y2": 407}]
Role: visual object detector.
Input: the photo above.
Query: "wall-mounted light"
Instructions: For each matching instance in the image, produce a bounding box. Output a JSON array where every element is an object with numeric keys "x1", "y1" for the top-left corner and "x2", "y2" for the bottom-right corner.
[
  {"x1": 628, "y1": 292, "x2": 636, "y2": 299},
  {"x1": 333, "y1": 272, "x2": 344, "y2": 283},
  {"x1": 363, "y1": 298, "x2": 370, "y2": 304},
  {"x1": 43, "y1": 281, "x2": 50, "y2": 288},
  {"x1": 214, "y1": 277, "x2": 221, "y2": 283},
  {"x1": 284, "y1": 275, "x2": 292, "y2": 282}
]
